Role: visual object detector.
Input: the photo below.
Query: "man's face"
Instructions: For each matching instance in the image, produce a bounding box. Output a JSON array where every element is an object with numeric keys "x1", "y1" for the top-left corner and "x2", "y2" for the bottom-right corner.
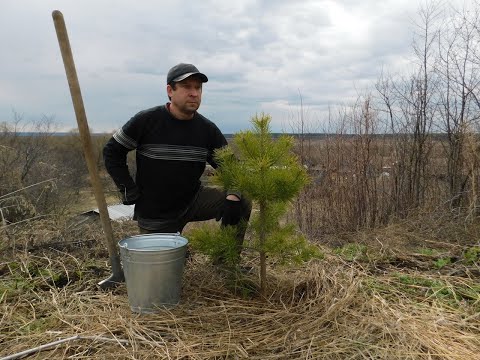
[{"x1": 167, "y1": 76, "x2": 203, "y2": 116}]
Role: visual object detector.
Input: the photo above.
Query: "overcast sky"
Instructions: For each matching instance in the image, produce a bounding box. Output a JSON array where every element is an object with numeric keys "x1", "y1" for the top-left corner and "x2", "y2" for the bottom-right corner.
[{"x1": 0, "y1": 0, "x2": 471, "y2": 133}]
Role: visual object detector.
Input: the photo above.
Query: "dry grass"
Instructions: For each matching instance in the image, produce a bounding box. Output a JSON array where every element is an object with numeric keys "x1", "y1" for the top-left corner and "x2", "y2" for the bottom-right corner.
[{"x1": 1, "y1": 216, "x2": 479, "y2": 359}]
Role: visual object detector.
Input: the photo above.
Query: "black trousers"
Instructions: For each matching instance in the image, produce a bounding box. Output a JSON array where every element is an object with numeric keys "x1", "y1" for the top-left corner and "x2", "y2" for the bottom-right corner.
[{"x1": 139, "y1": 186, "x2": 252, "y2": 246}]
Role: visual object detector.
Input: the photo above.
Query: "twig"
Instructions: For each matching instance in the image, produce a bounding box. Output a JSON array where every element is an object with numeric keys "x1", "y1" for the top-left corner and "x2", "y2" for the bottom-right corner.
[
  {"x1": 0, "y1": 335, "x2": 130, "y2": 360},
  {"x1": 1, "y1": 336, "x2": 80, "y2": 360},
  {"x1": 0, "y1": 179, "x2": 56, "y2": 200},
  {"x1": 2, "y1": 214, "x2": 50, "y2": 228}
]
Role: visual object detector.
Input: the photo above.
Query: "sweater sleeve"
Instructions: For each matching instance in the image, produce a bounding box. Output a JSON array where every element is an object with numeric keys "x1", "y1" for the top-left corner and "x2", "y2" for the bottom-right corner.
[
  {"x1": 207, "y1": 123, "x2": 228, "y2": 169},
  {"x1": 103, "y1": 137, "x2": 137, "y2": 191},
  {"x1": 103, "y1": 116, "x2": 142, "y2": 201}
]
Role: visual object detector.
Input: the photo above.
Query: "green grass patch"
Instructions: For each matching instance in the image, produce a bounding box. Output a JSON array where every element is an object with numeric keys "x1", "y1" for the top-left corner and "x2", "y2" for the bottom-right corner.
[
  {"x1": 334, "y1": 243, "x2": 368, "y2": 261},
  {"x1": 364, "y1": 272, "x2": 480, "y2": 311},
  {"x1": 395, "y1": 273, "x2": 479, "y2": 308},
  {"x1": 433, "y1": 257, "x2": 452, "y2": 269},
  {"x1": 463, "y1": 246, "x2": 480, "y2": 265},
  {"x1": 415, "y1": 247, "x2": 439, "y2": 256}
]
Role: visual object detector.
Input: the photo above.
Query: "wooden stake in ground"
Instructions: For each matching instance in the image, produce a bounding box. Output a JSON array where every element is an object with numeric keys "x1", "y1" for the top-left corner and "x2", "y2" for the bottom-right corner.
[{"x1": 52, "y1": 10, "x2": 124, "y2": 288}]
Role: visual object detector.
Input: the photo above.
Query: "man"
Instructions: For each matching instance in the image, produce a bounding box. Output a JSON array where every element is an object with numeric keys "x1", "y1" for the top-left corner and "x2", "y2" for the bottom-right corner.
[{"x1": 103, "y1": 63, "x2": 251, "y2": 257}]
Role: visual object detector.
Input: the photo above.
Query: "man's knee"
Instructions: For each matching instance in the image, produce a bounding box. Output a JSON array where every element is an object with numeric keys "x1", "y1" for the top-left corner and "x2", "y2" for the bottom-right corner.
[{"x1": 138, "y1": 227, "x2": 156, "y2": 234}]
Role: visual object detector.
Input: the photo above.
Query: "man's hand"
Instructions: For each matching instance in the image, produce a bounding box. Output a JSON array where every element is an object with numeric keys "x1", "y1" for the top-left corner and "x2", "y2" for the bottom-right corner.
[{"x1": 221, "y1": 196, "x2": 242, "y2": 226}]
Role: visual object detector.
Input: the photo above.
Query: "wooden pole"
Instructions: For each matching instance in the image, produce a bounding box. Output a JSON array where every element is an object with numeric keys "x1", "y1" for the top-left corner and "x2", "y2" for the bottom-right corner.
[{"x1": 52, "y1": 10, "x2": 123, "y2": 288}]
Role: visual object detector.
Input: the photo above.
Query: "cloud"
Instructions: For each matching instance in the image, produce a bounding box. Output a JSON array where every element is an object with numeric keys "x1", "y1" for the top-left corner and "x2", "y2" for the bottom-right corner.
[{"x1": 0, "y1": 0, "x2": 472, "y2": 133}]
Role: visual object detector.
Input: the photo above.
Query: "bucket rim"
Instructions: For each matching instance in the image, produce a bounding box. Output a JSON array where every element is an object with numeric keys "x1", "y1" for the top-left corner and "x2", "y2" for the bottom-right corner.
[{"x1": 118, "y1": 232, "x2": 188, "y2": 251}]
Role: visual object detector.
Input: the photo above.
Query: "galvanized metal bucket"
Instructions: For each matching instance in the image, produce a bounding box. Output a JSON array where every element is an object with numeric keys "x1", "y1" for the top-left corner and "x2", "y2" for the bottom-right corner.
[{"x1": 118, "y1": 233, "x2": 188, "y2": 313}]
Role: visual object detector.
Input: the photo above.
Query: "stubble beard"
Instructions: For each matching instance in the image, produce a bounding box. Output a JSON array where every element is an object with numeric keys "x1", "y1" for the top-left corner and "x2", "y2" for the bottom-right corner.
[
  {"x1": 170, "y1": 97, "x2": 201, "y2": 119},
  {"x1": 181, "y1": 102, "x2": 200, "y2": 116}
]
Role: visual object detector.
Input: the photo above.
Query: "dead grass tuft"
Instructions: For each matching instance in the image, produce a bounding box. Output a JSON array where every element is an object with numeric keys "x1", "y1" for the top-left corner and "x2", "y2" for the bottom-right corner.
[{"x1": 1, "y1": 216, "x2": 479, "y2": 359}]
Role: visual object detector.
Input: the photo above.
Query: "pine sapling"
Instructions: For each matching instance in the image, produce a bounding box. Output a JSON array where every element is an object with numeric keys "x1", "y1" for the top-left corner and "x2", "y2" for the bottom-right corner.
[{"x1": 189, "y1": 113, "x2": 321, "y2": 295}]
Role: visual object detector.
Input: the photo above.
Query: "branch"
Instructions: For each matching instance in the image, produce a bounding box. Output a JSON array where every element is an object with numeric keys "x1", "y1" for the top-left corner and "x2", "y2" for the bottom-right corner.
[
  {"x1": 1, "y1": 335, "x2": 130, "y2": 360},
  {"x1": 0, "y1": 179, "x2": 56, "y2": 200}
]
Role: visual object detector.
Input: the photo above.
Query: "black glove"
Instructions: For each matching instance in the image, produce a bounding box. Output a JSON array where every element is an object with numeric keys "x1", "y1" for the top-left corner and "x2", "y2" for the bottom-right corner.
[
  {"x1": 221, "y1": 199, "x2": 242, "y2": 226},
  {"x1": 120, "y1": 185, "x2": 140, "y2": 205}
]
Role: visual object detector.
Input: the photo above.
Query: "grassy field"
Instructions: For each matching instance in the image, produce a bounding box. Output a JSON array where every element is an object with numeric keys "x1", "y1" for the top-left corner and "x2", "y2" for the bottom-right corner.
[
  {"x1": 1, "y1": 208, "x2": 479, "y2": 359},
  {"x1": 1, "y1": 130, "x2": 480, "y2": 358}
]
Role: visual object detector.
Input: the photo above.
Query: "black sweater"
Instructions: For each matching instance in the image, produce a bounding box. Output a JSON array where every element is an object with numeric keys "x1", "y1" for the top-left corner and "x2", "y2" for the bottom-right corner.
[{"x1": 103, "y1": 105, "x2": 227, "y2": 223}]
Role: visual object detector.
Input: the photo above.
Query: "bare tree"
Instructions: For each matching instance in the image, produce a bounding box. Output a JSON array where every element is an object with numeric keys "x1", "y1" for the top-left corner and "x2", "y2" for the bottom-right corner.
[
  {"x1": 436, "y1": 3, "x2": 480, "y2": 207},
  {"x1": 286, "y1": 92, "x2": 321, "y2": 236},
  {"x1": 0, "y1": 112, "x2": 58, "y2": 222}
]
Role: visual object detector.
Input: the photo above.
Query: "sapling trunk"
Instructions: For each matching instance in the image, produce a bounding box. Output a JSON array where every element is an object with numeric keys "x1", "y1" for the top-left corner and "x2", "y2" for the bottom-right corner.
[{"x1": 259, "y1": 200, "x2": 267, "y2": 294}]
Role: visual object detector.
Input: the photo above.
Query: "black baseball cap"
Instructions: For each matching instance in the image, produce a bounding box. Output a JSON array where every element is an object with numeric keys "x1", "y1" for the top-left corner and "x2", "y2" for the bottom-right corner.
[{"x1": 167, "y1": 63, "x2": 208, "y2": 84}]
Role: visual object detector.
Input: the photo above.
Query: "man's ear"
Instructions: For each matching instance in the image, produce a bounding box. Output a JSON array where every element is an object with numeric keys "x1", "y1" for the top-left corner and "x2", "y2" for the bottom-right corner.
[{"x1": 167, "y1": 84, "x2": 174, "y2": 98}]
